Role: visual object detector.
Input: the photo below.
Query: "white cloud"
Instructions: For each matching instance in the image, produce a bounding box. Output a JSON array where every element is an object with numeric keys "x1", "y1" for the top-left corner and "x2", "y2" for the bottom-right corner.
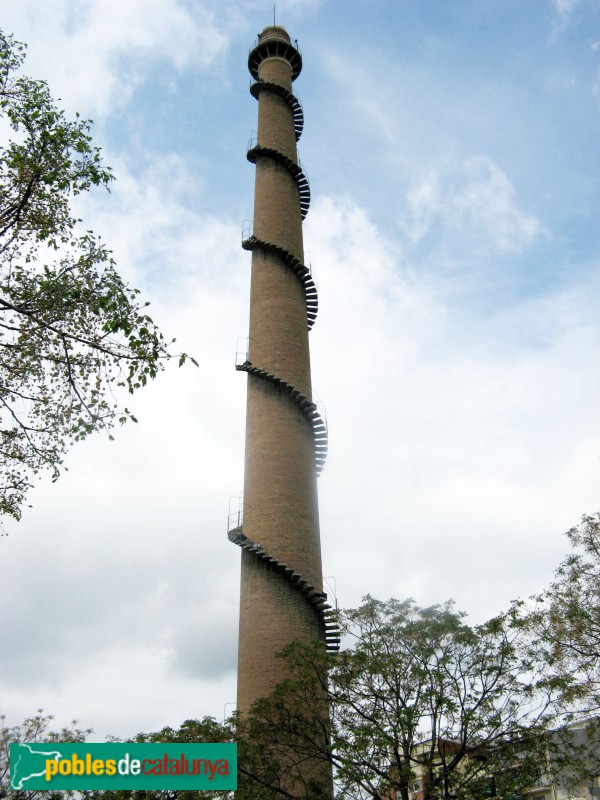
[
  {"x1": 2, "y1": 0, "x2": 600, "y2": 748},
  {"x1": 0, "y1": 151, "x2": 246, "y2": 738},
  {"x1": 6, "y1": 170, "x2": 597, "y2": 734},
  {"x1": 400, "y1": 156, "x2": 546, "y2": 257},
  {"x1": 307, "y1": 194, "x2": 600, "y2": 620},
  {"x1": 552, "y1": 0, "x2": 584, "y2": 17},
  {"x1": 549, "y1": 0, "x2": 588, "y2": 39},
  {"x1": 3, "y1": 0, "x2": 228, "y2": 116}
]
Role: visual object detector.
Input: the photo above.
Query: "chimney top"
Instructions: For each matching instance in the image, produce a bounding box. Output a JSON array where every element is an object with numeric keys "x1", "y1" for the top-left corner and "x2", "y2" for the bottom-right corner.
[
  {"x1": 258, "y1": 25, "x2": 291, "y2": 45},
  {"x1": 248, "y1": 26, "x2": 302, "y2": 81}
]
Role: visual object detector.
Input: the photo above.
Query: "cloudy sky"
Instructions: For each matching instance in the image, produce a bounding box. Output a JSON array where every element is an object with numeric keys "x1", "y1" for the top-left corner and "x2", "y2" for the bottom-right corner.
[{"x1": 2, "y1": 0, "x2": 600, "y2": 741}]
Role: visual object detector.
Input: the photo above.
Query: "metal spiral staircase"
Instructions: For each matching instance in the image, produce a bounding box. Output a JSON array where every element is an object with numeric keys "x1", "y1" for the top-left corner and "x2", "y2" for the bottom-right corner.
[
  {"x1": 249, "y1": 80, "x2": 304, "y2": 141},
  {"x1": 247, "y1": 135, "x2": 311, "y2": 221},
  {"x1": 241, "y1": 226, "x2": 318, "y2": 329},
  {"x1": 228, "y1": 502, "x2": 340, "y2": 652},
  {"x1": 235, "y1": 350, "x2": 328, "y2": 475},
  {"x1": 230, "y1": 61, "x2": 340, "y2": 655}
]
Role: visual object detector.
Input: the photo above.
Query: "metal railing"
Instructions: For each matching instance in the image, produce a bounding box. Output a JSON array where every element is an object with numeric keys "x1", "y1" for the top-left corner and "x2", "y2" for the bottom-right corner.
[
  {"x1": 240, "y1": 220, "x2": 314, "y2": 279},
  {"x1": 227, "y1": 494, "x2": 244, "y2": 532}
]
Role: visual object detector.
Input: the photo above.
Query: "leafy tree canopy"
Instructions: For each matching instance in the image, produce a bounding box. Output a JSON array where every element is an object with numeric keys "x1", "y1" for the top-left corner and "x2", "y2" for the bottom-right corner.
[
  {"x1": 246, "y1": 597, "x2": 558, "y2": 800},
  {"x1": 510, "y1": 527, "x2": 600, "y2": 794},
  {"x1": 7, "y1": 588, "x2": 599, "y2": 800},
  {"x1": 532, "y1": 514, "x2": 600, "y2": 713},
  {"x1": 0, "y1": 709, "x2": 91, "y2": 800},
  {"x1": 0, "y1": 30, "x2": 194, "y2": 523},
  {"x1": 82, "y1": 718, "x2": 236, "y2": 800},
  {"x1": 515, "y1": 513, "x2": 600, "y2": 717}
]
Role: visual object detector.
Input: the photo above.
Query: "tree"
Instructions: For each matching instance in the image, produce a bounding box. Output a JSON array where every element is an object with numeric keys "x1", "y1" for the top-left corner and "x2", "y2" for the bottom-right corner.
[
  {"x1": 91, "y1": 717, "x2": 307, "y2": 800},
  {"x1": 0, "y1": 709, "x2": 91, "y2": 800},
  {"x1": 0, "y1": 30, "x2": 194, "y2": 523},
  {"x1": 511, "y1": 513, "x2": 600, "y2": 785},
  {"x1": 246, "y1": 598, "x2": 557, "y2": 800},
  {"x1": 1, "y1": 714, "x2": 237, "y2": 800},
  {"x1": 526, "y1": 513, "x2": 600, "y2": 714},
  {"x1": 81, "y1": 717, "x2": 235, "y2": 800},
  {"x1": 2, "y1": 598, "x2": 576, "y2": 800}
]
